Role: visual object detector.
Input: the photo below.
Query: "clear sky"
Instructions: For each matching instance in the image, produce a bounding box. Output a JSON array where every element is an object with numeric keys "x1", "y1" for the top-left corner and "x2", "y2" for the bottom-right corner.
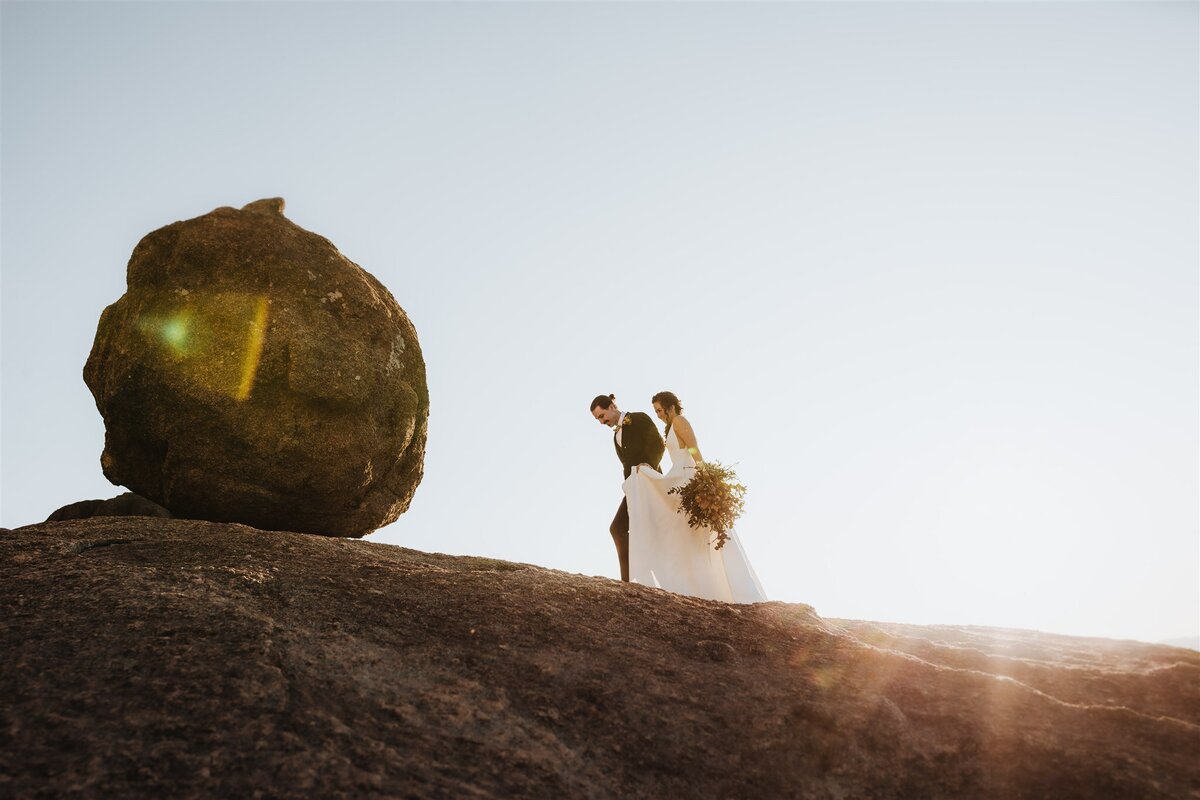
[{"x1": 2, "y1": 1, "x2": 1196, "y2": 645}]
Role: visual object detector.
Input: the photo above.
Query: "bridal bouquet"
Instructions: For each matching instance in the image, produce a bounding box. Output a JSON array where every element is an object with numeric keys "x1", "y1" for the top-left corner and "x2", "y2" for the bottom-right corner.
[{"x1": 669, "y1": 461, "x2": 747, "y2": 550}]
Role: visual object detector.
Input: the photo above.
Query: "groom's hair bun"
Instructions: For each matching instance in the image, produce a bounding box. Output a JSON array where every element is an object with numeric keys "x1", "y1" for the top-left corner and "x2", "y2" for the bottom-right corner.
[{"x1": 590, "y1": 394, "x2": 616, "y2": 411}]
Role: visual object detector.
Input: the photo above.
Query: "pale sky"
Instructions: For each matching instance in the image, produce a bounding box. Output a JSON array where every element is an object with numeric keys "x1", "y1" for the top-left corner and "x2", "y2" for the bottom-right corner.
[{"x1": 2, "y1": 1, "x2": 1196, "y2": 645}]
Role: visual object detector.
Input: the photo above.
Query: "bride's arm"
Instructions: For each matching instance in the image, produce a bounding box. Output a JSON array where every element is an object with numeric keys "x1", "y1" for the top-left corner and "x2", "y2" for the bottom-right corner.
[{"x1": 672, "y1": 416, "x2": 704, "y2": 463}]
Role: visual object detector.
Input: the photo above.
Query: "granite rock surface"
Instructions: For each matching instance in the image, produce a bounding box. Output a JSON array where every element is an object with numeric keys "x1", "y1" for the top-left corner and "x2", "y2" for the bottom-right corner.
[
  {"x1": 2, "y1": 518, "x2": 1197, "y2": 798},
  {"x1": 46, "y1": 492, "x2": 172, "y2": 521}
]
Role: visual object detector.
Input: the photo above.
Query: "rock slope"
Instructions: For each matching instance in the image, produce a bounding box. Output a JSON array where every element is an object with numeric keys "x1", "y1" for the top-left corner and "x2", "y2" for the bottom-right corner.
[{"x1": 2, "y1": 518, "x2": 1197, "y2": 798}]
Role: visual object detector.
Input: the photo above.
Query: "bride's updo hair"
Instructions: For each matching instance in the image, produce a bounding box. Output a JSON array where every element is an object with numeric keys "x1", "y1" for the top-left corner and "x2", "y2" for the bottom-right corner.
[
  {"x1": 590, "y1": 393, "x2": 616, "y2": 411},
  {"x1": 652, "y1": 391, "x2": 682, "y2": 416}
]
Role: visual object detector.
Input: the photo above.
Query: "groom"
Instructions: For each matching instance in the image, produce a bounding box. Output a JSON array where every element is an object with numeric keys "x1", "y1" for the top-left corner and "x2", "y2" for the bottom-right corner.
[{"x1": 590, "y1": 394, "x2": 665, "y2": 582}]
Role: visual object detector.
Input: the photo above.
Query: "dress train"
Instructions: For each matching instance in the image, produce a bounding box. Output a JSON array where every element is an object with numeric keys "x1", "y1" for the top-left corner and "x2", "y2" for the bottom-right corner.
[{"x1": 623, "y1": 427, "x2": 767, "y2": 603}]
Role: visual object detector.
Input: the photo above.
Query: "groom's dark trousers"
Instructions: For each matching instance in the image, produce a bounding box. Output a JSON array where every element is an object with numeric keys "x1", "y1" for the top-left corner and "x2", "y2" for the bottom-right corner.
[
  {"x1": 609, "y1": 411, "x2": 665, "y2": 583},
  {"x1": 610, "y1": 499, "x2": 631, "y2": 582}
]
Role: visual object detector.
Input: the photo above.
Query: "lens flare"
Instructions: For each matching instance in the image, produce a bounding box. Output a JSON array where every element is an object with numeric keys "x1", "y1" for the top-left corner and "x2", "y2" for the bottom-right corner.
[
  {"x1": 139, "y1": 310, "x2": 194, "y2": 355},
  {"x1": 235, "y1": 297, "x2": 269, "y2": 401},
  {"x1": 137, "y1": 293, "x2": 270, "y2": 400},
  {"x1": 161, "y1": 316, "x2": 191, "y2": 352}
]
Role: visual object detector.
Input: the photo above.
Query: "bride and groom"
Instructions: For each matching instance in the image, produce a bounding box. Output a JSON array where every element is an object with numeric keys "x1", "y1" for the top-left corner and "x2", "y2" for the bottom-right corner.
[{"x1": 589, "y1": 392, "x2": 767, "y2": 604}]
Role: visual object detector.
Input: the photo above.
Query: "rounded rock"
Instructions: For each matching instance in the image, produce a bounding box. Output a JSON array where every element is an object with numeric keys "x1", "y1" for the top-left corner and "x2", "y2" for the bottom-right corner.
[{"x1": 83, "y1": 198, "x2": 428, "y2": 537}]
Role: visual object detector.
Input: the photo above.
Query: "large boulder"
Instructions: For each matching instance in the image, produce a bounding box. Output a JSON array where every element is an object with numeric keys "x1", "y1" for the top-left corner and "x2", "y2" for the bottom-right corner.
[{"x1": 83, "y1": 198, "x2": 428, "y2": 537}]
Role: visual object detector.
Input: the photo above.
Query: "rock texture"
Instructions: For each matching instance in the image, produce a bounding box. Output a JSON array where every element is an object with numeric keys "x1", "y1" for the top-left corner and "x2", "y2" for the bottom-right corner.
[
  {"x1": 2, "y1": 518, "x2": 1198, "y2": 799},
  {"x1": 46, "y1": 492, "x2": 172, "y2": 522},
  {"x1": 83, "y1": 198, "x2": 427, "y2": 538}
]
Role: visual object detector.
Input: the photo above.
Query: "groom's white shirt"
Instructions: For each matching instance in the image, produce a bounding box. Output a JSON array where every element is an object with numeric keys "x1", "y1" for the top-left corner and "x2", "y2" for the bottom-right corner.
[{"x1": 615, "y1": 412, "x2": 627, "y2": 447}]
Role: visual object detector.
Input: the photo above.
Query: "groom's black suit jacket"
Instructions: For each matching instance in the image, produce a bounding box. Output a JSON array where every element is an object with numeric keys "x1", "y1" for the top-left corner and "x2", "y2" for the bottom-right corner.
[{"x1": 614, "y1": 412, "x2": 665, "y2": 479}]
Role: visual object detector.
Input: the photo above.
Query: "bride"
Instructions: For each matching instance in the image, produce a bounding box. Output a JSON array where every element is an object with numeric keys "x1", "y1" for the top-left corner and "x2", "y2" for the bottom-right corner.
[{"x1": 624, "y1": 391, "x2": 767, "y2": 603}]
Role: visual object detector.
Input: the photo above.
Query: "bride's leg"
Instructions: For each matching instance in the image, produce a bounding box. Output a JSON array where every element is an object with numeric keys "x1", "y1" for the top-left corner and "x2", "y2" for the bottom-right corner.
[{"x1": 609, "y1": 498, "x2": 630, "y2": 582}]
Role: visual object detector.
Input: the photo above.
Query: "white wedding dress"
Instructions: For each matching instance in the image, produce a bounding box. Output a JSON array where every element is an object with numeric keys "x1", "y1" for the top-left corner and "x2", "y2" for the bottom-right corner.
[{"x1": 623, "y1": 425, "x2": 767, "y2": 603}]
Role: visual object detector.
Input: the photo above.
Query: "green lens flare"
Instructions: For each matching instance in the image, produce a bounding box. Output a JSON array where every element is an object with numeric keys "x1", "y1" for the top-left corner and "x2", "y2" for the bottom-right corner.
[
  {"x1": 161, "y1": 316, "x2": 190, "y2": 352},
  {"x1": 138, "y1": 310, "x2": 193, "y2": 355},
  {"x1": 136, "y1": 294, "x2": 268, "y2": 400}
]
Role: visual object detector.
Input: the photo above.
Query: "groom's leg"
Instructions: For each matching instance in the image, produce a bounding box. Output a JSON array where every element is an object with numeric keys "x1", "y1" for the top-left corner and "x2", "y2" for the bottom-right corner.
[{"x1": 609, "y1": 498, "x2": 630, "y2": 582}]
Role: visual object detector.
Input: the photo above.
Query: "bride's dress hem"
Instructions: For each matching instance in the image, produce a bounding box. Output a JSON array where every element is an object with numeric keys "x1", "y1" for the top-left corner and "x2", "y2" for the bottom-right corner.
[{"x1": 623, "y1": 428, "x2": 767, "y2": 604}]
